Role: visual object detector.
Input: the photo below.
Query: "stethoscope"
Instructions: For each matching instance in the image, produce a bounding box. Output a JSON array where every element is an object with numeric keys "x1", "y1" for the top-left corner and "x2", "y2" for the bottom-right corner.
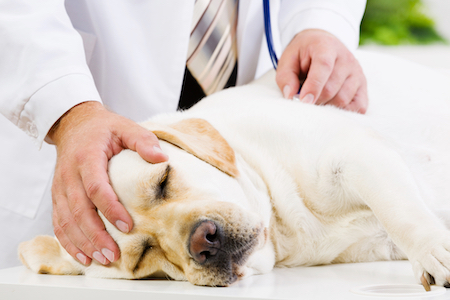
[
  {"x1": 263, "y1": 0, "x2": 278, "y2": 70},
  {"x1": 263, "y1": 0, "x2": 302, "y2": 93}
]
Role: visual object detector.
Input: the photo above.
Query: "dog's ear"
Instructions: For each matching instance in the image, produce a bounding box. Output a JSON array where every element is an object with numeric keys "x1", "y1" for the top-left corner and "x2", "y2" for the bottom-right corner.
[{"x1": 143, "y1": 118, "x2": 239, "y2": 177}]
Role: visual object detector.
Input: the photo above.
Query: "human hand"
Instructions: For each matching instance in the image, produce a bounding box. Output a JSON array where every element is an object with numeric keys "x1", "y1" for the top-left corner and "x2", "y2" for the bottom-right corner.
[
  {"x1": 276, "y1": 29, "x2": 368, "y2": 114},
  {"x1": 48, "y1": 101, "x2": 168, "y2": 265}
]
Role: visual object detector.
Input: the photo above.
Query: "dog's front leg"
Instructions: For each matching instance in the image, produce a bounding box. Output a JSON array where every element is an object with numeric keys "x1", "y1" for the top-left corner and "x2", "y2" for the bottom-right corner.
[
  {"x1": 19, "y1": 235, "x2": 86, "y2": 275},
  {"x1": 319, "y1": 140, "x2": 450, "y2": 289}
]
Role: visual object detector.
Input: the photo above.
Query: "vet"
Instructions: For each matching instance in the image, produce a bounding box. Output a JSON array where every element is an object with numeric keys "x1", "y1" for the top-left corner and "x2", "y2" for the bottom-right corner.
[{"x1": 0, "y1": 0, "x2": 367, "y2": 269}]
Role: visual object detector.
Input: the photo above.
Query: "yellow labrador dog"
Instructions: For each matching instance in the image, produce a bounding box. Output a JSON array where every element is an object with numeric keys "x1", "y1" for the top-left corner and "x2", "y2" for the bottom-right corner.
[{"x1": 19, "y1": 52, "x2": 450, "y2": 290}]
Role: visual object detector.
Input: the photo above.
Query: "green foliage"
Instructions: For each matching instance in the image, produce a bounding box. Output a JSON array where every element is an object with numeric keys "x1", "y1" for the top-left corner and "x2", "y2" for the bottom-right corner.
[{"x1": 360, "y1": 0, "x2": 446, "y2": 45}]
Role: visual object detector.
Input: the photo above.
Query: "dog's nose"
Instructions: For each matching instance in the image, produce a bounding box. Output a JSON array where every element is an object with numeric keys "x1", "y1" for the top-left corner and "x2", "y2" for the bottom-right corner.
[{"x1": 189, "y1": 220, "x2": 222, "y2": 264}]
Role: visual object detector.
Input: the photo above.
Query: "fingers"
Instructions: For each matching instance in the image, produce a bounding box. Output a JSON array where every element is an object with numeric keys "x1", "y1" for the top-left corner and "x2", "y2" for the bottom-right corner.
[
  {"x1": 79, "y1": 149, "x2": 133, "y2": 236},
  {"x1": 298, "y1": 52, "x2": 336, "y2": 104},
  {"x1": 52, "y1": 180, "x2": 113, "y2": 265},
  {"x1": 275, "y1": 29, "x2": 369, "y2": 114},
  {"x1": 344, "y1": 82, "x2": 369, "y2": 114},
  {"x1": 315, "y1": 74, "x2": 368, "y2": 114},
  {"x1": 313, "y1": 57, "x2": 350, "y2": 106},
  {"x1": 52, "y1": 202, "x2": 92, "y2": 266},
  {"x1": 276, "y1": 45, "x2": 303, "y2": 99},
  {"x1": 294, "y1": 56, "x2": 368, "y2": 113},
  {"x1": 276, "y1": 29, "x2": 337, "y2": 101}
]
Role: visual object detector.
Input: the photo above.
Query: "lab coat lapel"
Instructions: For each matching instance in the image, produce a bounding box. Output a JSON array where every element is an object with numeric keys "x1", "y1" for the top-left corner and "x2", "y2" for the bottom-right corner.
[{"x1": 236, "y1": 1, "x2": 263, "y2": 85}]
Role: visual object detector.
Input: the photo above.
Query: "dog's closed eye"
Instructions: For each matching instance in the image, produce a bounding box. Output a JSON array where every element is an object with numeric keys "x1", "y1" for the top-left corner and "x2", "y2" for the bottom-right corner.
[
  {"x1": 136, "y1": 164, "x2": 172, "y2": 206},
  {"x1": 133, "y1": 239, "x2": 154, "y2": 273},
  {"x1": 157, "y1": 165, "x2": 170, "y2": 199}
]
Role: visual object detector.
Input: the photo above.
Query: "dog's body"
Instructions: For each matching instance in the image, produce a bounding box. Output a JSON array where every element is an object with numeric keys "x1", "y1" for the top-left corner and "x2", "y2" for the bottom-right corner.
[{"x1": 19, "y1": 51, "x2": 450, "y2": 288}]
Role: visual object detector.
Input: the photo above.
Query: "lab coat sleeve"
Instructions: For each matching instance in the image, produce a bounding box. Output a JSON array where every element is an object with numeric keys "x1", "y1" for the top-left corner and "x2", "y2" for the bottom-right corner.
[
  {"x1": 278, "y1": 0, "x2": 367, "y2": 51},
  {"x1": 0, "y1": 0, "x2": 102, "y2": 148}
]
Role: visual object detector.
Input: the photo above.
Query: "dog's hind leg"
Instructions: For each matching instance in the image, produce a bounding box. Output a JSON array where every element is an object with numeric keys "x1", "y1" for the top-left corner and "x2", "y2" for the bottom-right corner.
[{"x1": 317, "y1": 137, "x2": 450, "y2": 289}]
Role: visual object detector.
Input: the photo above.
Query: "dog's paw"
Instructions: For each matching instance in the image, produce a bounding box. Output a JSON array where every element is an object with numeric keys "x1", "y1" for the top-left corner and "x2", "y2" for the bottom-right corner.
[
  {"x1": 408, "y1": 232, "x2": 450, "y2": 290},
  {"x1": 18, "y1": 235, "x2": 84, "y2": 275}
]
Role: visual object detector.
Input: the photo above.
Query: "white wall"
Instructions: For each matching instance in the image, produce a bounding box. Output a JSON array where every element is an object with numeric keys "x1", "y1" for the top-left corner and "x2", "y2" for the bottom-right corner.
[{"x1": 423, "y1": 0, "x2": 450, "y2": 41}]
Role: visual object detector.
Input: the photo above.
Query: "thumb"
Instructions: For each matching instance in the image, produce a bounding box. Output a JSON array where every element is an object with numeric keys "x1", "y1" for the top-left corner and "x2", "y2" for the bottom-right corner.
[
  {"x1": 119, "y1": 121, "x2": 169, "y2": 163},
  {"x1": 276, "y1": 48, "x2": 303, "y2": 100}
]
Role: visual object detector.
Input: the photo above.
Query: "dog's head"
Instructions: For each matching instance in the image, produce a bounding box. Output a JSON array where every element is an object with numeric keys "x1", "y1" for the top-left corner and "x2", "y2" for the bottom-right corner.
[
  {"x1": 20, "y1": 118, "x2": 270, "y2": 286},
  {"x1": 106, "y1": 118, "x2": 268, "y2": 285}
]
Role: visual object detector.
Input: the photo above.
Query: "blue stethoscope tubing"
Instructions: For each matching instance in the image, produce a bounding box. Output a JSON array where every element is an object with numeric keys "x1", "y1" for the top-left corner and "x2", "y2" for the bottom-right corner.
[
  {"x1": 263, "y1": 0, "x2": 278, "y2": 70},
  {"x1": 263, "y1": 0, "x2": 302, "y2": 93}
]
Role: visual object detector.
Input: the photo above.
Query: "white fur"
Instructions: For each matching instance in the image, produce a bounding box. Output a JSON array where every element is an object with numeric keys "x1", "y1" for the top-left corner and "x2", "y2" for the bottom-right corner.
[{"x1": 148, "y1": 50, "x2": 450, "y2": 285}]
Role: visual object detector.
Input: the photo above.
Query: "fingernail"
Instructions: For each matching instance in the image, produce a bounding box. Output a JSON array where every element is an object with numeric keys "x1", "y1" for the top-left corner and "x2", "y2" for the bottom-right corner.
[
  {"x1": 116, "y1": 220, "x2": 129, "y2": 233},
  {"x1": 293, "y1": 94, "x2": 300, "y2": 102},
  {"x1": 283, "y1": 85, "x2": 291, "y2": 99},
  {"x1": 76, "y1": 253, "x2": 87, "y2": 265},
  {"x1": 102, "y1": 248, "x2": 115, "y2": 263},
  {"x1": 153, "y1": 145, "x2": 168, "y2": 158},
  {"x1": 300, "y1": 93, "x2": 315, "y2": 104},
  {"x1": 93, "y1": 251, "x2": 107, "y2": 265},
  {"x1": 153, "y1": 145, "x2": 163, "y2": 154}
]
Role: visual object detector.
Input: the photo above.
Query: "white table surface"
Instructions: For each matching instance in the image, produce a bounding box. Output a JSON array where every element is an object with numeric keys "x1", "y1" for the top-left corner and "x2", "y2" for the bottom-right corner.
[{"x1": 0, "y1": 261, "x2": 449, "y2": 300}]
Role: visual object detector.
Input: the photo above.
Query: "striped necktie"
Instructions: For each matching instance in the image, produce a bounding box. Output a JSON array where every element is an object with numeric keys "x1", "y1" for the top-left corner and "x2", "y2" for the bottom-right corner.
[{"x1": 187, "y1": 0, "x2": 239, "y2": 96}]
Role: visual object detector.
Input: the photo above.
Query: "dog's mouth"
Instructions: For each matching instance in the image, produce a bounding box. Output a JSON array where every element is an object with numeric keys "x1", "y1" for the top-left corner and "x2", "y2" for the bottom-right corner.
[{"x1": 188, "y1": 219, "x2": 264, "y2": 286}]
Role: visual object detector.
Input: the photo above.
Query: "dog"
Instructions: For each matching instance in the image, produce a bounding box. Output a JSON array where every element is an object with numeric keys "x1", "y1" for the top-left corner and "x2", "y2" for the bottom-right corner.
[{"x1": 19, "y1": 51, "x2": 450, "y2": 290}]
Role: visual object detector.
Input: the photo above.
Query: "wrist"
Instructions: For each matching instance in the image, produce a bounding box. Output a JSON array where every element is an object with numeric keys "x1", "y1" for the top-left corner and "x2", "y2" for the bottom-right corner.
[{"x1": 47, "y1": 101, "x2": 105, "y2": 146}]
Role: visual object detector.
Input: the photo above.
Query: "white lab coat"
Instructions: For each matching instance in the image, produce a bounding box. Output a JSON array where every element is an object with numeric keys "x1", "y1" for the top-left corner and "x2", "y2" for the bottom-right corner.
[{"x1": 0, "y1": 0, "x2": 366, "y2": 269}]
